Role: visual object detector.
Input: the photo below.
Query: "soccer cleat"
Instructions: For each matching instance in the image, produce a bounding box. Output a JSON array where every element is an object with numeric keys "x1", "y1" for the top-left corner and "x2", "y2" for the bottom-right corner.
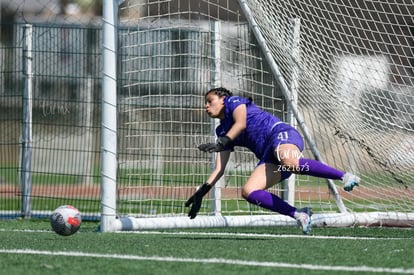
[
  {"x1": 343, "y1": 172, "x2": 360, "y2": 192},
  {"x1": 295, "y1": 207, "x2": 312, "y2": 235}
]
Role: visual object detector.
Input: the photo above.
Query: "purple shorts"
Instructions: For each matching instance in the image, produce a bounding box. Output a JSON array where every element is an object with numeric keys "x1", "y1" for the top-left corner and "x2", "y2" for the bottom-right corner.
[{"x1": 257, "y1": 124, "x2": 304, "y2": 181}]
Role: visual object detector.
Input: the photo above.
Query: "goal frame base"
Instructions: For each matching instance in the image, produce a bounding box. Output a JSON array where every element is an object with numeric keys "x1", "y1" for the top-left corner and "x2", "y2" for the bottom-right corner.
[{"x1": 103, "y1": 212, "x2": 414, "y2": 232}]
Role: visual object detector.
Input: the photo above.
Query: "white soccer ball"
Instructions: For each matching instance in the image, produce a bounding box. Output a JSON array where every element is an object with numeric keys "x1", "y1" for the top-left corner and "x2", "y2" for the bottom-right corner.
[{"x1": 50, "y1": 205, "x2": 82, "y2": 236}]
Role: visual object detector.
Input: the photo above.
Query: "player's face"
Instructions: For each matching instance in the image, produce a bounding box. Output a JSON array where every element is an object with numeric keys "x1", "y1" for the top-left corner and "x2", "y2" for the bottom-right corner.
[{"x1": 204, "y1": 93, "x2": 225, "y2": 119}]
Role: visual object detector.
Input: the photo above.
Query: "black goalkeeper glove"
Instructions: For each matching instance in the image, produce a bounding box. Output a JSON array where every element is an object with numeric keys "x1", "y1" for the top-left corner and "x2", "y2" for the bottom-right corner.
[
  {"x1": 198, "y1": 136, "x2": 232, "y2": 153},
  {"x1": 185, "y1": 183, "x2": 212, "y2": 219}
]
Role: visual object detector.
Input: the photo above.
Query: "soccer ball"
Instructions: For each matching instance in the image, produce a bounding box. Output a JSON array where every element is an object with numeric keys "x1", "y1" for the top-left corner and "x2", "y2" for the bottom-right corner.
[{"x1": 50, "y1": 205, "x2": 82, "y2": 236}]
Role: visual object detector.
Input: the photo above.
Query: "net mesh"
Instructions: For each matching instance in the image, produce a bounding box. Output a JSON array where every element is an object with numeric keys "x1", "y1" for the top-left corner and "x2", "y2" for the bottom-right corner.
[
  {"x1": 1, "y1": 0, "x2": 412, "y2": 223},
  {"x1": 244, "y1": 0, "x2": 414, "y2": 212},
  {"x1": 119, "y1": 0, "x2": 414, "y2": 217},
  {"x1": 118, "y1": 0, "x2": 288, "y2": 217}
]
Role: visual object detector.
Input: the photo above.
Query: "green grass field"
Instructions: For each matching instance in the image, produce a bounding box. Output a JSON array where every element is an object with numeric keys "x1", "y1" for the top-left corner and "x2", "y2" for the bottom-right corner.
[{"x1": 1, "y1": 219, "x2": 414, "y2": 275}]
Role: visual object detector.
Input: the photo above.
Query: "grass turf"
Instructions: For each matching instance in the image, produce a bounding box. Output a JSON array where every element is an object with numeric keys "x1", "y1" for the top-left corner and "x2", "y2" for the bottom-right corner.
[{"x1": 0, "y1": 219, "x2": 413, "y2": 275}]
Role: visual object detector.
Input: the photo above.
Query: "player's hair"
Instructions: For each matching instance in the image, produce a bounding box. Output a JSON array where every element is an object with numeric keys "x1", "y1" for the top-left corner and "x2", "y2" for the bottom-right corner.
[
  {"x1": 205, "y1": 87, "x2": 253, "y2": 102},
  {"x1": 205, "y1": 87, "x2": 233, "y2": 98}
]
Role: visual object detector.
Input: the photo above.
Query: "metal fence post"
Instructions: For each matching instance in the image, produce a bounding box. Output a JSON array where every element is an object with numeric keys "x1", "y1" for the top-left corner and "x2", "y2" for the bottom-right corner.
[{"x1": 21, "y1": 24, "x2": 33, "y2": 218}]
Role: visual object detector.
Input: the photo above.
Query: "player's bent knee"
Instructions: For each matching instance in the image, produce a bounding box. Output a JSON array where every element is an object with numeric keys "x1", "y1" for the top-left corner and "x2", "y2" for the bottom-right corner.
[
  {"x1": 241, "y1": 187, "x2": 257, "y2": 199},
  {"x1": 241, "y1": 189, "x2": 249, "y2": 199}
]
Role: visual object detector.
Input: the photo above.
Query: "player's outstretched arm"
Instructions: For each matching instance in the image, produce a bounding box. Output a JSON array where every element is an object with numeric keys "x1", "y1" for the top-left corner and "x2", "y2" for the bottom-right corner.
[
  {"x1": 185, "y1": 183, "x2": 212, "y2": 219},
  {"x1": 185, "y1": 151, "x2": 230, "y2": 219}
]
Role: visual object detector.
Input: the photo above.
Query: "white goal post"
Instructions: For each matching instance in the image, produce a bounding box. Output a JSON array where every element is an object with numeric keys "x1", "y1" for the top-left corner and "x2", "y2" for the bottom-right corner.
[{"x1": 100, "y1": 0, "x2": 414, "y2": 232}]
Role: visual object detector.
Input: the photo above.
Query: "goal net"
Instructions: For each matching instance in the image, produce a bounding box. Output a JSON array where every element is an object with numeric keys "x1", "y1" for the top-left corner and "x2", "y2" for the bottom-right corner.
[{"x1": 105, "y1": 0, "x2": 414, "y2": 230}]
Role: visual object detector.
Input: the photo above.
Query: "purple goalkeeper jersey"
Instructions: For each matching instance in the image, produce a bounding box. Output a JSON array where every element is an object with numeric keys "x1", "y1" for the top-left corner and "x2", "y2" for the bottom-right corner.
[{"x1": 216, "y1": 96, "x2": 304, "y2": 163}]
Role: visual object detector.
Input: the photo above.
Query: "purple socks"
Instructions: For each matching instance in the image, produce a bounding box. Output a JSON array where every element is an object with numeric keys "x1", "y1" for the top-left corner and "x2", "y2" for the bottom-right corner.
[
  {"x1": 246, "y1": 190, "x2": 296, "y2": 217},
  {"x1": 244, "y1": 159, "x2": 345, "y2": 217},
  {"x1": 298, "y1": 158, "x2": 345, "y2": 180},
  {"x1": 245, "y1": 159, "x2": 345, "y2": 217}
]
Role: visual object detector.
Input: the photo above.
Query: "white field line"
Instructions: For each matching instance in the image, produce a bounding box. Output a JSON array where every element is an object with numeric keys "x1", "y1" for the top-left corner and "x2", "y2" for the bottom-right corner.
[
  {"x1": 1, "y1": 249, "x2": 414, "y2": 274},
  {"x1": 116, "y1": 230, "x2": 412, "y2": 240},
  {"x1": 0, "y1": 228, "x2": 411, "y2": 241}
]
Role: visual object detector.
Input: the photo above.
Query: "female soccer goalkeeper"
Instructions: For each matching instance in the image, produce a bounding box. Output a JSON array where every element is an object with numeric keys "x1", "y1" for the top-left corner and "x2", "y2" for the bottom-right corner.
[{"x1": 185, "y1": 87, "x2": 360, "y2": 234}]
